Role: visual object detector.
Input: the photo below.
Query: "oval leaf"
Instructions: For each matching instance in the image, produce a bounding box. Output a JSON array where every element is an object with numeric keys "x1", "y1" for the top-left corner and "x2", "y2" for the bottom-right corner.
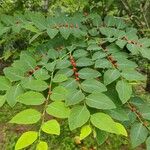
[
  {"x1": 41, "y1": 119, "x2": 60, "y2": 135},
  {"x1": 34, "y1": 69, "x2": 50, "y2": 80},
  {"x1": 6, "y1": 84, "x2": 24, "y2": 107},
  {"x1": 91, "y1": 113, "x2": 127, "y2": 136},
  {"x1": 0, "y1": 95, "x2": 6, "y2": 107},
  {"x1": 76, "y1": 57, "x2": 94, "y2": 67},
  {"x1": 81, "y1": 79, "x2": 107, "y2": 93},
  {"x1": 80, "y1": 125, "x2": 92, "y2": 140},
  {"x1": 50, "y1": 86, "x2": 68, "y2": 101},
  {"x1": 4, "y1": 67, "x2": 24, "y2": 82},
  {"x1": 9, "y1": 109, "x2": 41, "y2": 124},
  {"x1": 78, "y1": 68, "x2": 101, "y2": 79},
  {"x1": 36, "y1": 141, "x2": 48, "y2": 150},
  {"x1": 15, "y1": 131, "x2": 38, "y2": 150},
  {"x1": 46, "y1": 101, "x2": 70, "y2": 118},
  {"x1": 53, "y1": 74, "x2": 68, "y2": 83},
  {"x1": 17, "y1": 91, "x2": 45, "y2": 105},
  {"x1": 130, "y1": 123, "x2": 148, "y2": 148},
  {"x1": 68, "y1": 105, "x2": 90, "y2": 130},
  {"x1": 0, "y1": 76, "x2": 11, "y2": 91},
  {"x1": 116, "y1": 80, "x2": 132, "y2": 104},
  {"x1": 86, "y1": 93, "x2": 116, "y2": 109},
  {"x1": 104, "y1": 69, "x2": 120, "y2": 85},
  {"x1": 22, "y1": 78, "x2": 48, "y2": 91},
  {"x1": 65, "y1": 89, "x2": 85, "y2": 106}
]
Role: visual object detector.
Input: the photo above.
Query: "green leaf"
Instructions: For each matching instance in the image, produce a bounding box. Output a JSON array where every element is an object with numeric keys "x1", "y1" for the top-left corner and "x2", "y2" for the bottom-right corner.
[
  {"x1": 47, "y1": 28, "x2": 58, "y2": 39},
  {"x1": 80, "y1": 125, "x2": 92, "y2": 140},
  {"x1": 72, "y1": 28, "x2": 85, "y2": 38},
  {"x1": 45, "y1": 62, "x2": 56, "y2": 72},
  {"x1": 50, "y1": 86, "x2": 68, "y2": 101},
  {"x1": 100, "y1": 27, "x2": 114, "y2": 37},
  {"x1": 34, "y1": 69, "x2": 50, "y2": 80},
  {"x1": 116, "y1": 80, "x2": 132, "y2": 104},
  {"x1": 92, "y1": 51, "x2": 106, "y2": 60},
  {"x1": 65, "y1": 89, "x2": 85, "y2": 106},
  {"x1": 111, "y1": 30, "x2": 125, "y2": 39},
  {"x1": 92, "y1": 16, "x2": 102, "y2": 27},
  {"x1": 4, "y1": 67, "x2": 24, "y2": 82},
  {"x1": 139, "y1": 38, "x2": 150, "y2": 47},
  {"x1": 46, "y1": 101, "x2": 70, "y2": 118},
  {"x1": 86, "y1": 93, "x2": 116, "y2": 109},
  {"x1": 0, "y1": 27, "x2": 10, "y2": 36},
  {"x1": 104, "y1": 69, "x2": 120, "y2": 85},
  {"x1": 130, "y1": 123, "x2": 148, "y2": 148},
  {"x1": 95, "y1": 58, "x2": 112, "y2": 69},
  {"x1": 20, "y1": 52, "x2": 36, "y2": 70},
  {"x1": 116, "y1": 39, "x2": 127, "y2": 48},
  {"x1": 78, "y1": 68, "x2": 101, "y2": 79},
  {"x1": 23, "y1": 23, "x2": 39, "y2": 33},
  {"x1": 53, "y1": 74, "x2": 68, "y2": 83},
  {"x1": 146, "y1": 136, "x2": 150, "y2": 150},
  {"x1": 105, "y1": 108, "x2": 129, "y2": 121},
  {"x1": 73, "y1": 49, "x2": 88, "y2": 58},
  {"x1": 6, "y1": 84, "x2": 24, "y2": 107},
  {"x1": 117, "y1": 59, "x2": 137, "y2": 70},
  {"x1": 91, "y1": 113, "x2": 127, "y2": 136},
  {"x1": 22, "y1": 78, "x2": 48, "y2": 91},
  {"x1": 12, "y1": 60, "x2": 29, "y2": 73},
  {"x1": 17, "y1": 91, "x2": 45, "y2": 105},
  {"x1": 30, "y1": 13, "x2": 47, "y2": 30},
  {"x1": 36, "y1": 141, "x2": 48, "y2": 150},
  {"x1": 126, "y1": 44, "x2": 139, "y2": 54},
  {"x1": 115, "y1": 18, "x2": 126, "y2": 29},
  {"x1": 0, "y1": 95, "x2": 6, "y2": 107},
  {"x1": 56, "y1": 68, "x2": 74, "y2": 77},
  {"x1": 56, "y1": 59, "x2": 71, "y2": 69},
  {"x1": 112, "y1": 52, "x2": 128, "y2": 60},
  {"x1": 87, "y1": 44, "x2": 101, "y2": 51},
  {"x1": 29, "y1": 32, "x2": 43, "y2": 44},
  {"x1": 81, "y1": 79, "x2": 107, "y2": 93},
  {"x1": 121, "y1": 70, "x2": 146, "y2": 81},
  {"x1": 68, "y1": 105, "x2": 90, "y2": 130},
  {"x1": 47, "y1": 49, "x2": 59, "y2": 60},
  {"x1": 104, "y1": 16, "x2": 116, "y2": 27},
  {"x1": 15, "y1": 131, "x2": 38, "y2": 150},
  {"x1": 59, "y1": 28, "x2": 71, "y2": 39},
  {"x1": 89, "y1": 28, "x2": 98, "y2": 36},
  {"x1": 115, "y1": 122, "x2": 128, "y2": 137},
  {"x1": 60, "y1": 78, "x2": 78, "y2": 89},
  {"x1": 140, "y1": 48, "x2": 150, "y2": 60},
  {"x1": 0, "y1": 76, "x2": 11, "y2": 91},
  {"x1": 9, "y1": 109, "x2": 41, "y2": 124},
  {"x1": 76, "y1": 57, "x2": 94, "y2": 67},
  {"x1": 41, "y1": 119, "x2": 60, "y2": 135},
  {"x1": 95, "y1": 129, "x2": 108, "y2": 145},
  {"x1": 138, "y1": 105, "x2": 150, "y2": 120}
]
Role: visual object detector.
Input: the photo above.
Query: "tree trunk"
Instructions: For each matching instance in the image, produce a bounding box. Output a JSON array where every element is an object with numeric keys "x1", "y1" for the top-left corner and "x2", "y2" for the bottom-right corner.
[{"x1": 146, "y1": 65, "x2": 150, "y2": 92}]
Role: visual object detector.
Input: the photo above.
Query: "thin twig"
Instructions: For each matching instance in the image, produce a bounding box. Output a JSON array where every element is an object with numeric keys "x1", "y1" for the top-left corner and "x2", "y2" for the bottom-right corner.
[
  {"x1": 140, "y1": 3, "x2": 149, "y2": 28},
  {"x1": 120, "y1": 0, "x2": 143, "y2": 28}
]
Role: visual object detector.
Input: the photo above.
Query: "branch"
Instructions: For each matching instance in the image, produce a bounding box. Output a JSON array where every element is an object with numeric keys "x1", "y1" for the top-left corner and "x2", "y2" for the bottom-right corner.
[
  {"x1": 120, "y1": 0, "x2": 143, "y2": 29},
  {"x1": 140, "y1": 1, "x2": 150, "y2": 29}
]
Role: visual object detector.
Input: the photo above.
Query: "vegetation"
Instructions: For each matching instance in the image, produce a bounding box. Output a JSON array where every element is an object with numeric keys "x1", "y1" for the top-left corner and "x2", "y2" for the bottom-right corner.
[{"x1": 0, "y1": 1, "x2": 150, "y2": 150}]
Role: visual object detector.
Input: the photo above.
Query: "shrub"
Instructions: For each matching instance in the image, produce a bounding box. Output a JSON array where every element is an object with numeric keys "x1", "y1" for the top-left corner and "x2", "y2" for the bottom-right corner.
[{"x1": 0, "y1": 12, "x2": 150, "y2": 149}]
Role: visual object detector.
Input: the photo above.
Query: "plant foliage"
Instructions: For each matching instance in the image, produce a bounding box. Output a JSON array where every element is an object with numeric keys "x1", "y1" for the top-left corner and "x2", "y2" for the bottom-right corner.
[{"x1": 0, "y1": 12, "x2": 150, "y2": 149}]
